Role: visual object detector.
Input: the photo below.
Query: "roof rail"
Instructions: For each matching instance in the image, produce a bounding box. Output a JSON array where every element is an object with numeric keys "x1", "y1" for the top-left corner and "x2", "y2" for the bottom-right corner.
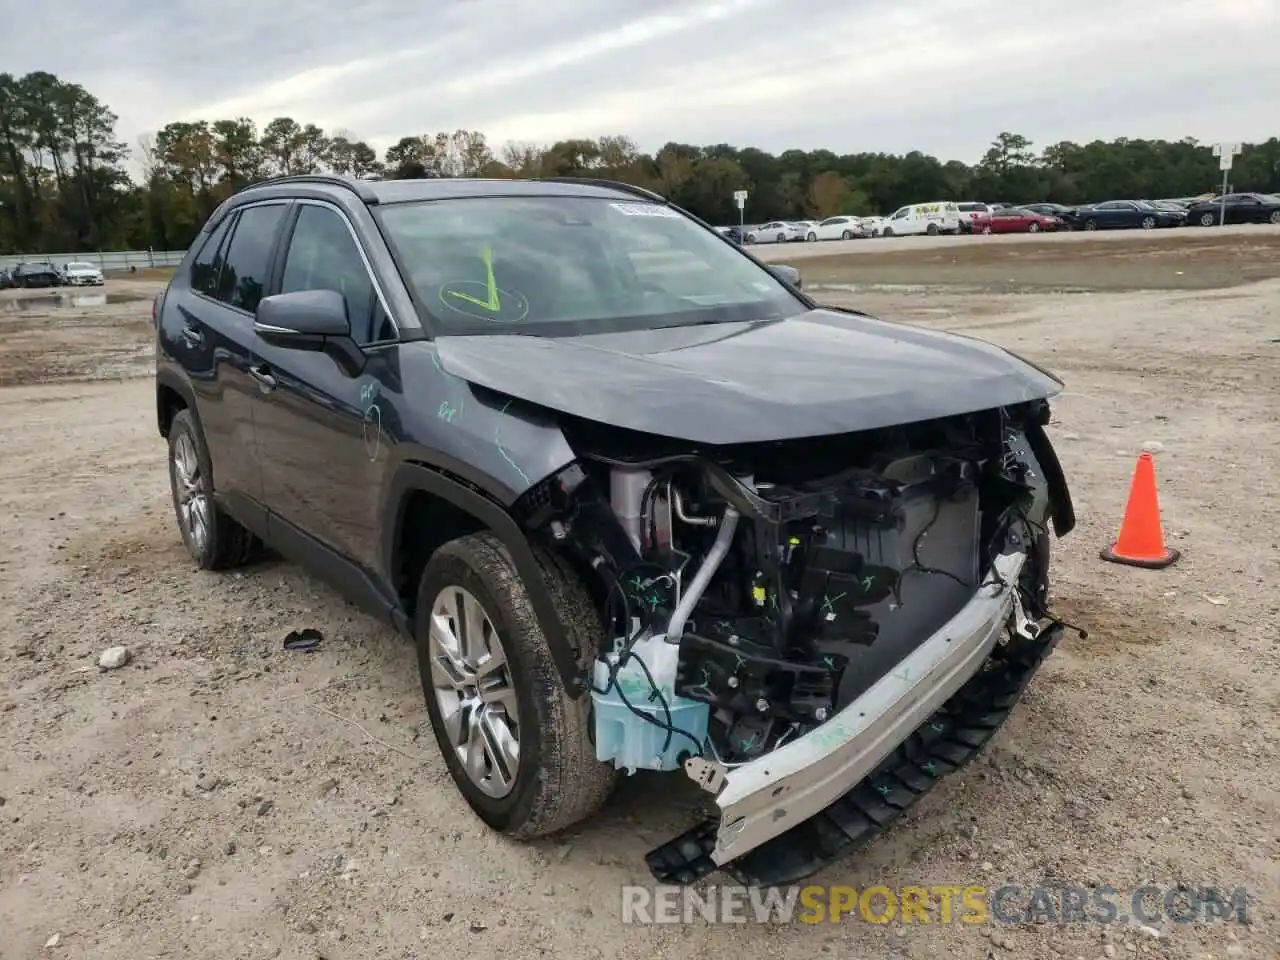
[
  {"x1": 534, "y1": 177, "x2": 666, "y2": 202},
  {"x1": 246, "y1": 173, "x2": 381, "y2": 204}
]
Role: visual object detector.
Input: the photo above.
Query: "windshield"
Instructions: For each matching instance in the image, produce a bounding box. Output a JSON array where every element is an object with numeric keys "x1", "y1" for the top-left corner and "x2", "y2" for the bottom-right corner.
[{"x1": 376, "y1": 196, "x2": 807, "y2": 336}]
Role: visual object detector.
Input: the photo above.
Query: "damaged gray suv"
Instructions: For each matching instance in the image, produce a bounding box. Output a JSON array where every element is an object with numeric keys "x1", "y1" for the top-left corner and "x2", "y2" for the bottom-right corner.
[{"x1": 154, "y1": 174, "x2": 1076, "y2": 886}]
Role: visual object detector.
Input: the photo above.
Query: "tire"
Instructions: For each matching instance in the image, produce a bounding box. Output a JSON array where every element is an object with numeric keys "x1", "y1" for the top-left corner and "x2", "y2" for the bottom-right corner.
[
  {"x1": 840, "y1": 230, "x2": 852, "y2": 240},
  {"x1": 1083, "y1": 219, "x2": 1097, "y2": 231},
  {"x1": 1028, "y1": 222, "x2": 1041, "y2": 233},
  {"x1": 744, "y1": 234, "x2": 756, "y2": 244},
  {"x1": 166, "y1": 408, "x2": 260, "y2": 570},
  {"x1": 806, "y1": 232, "x2": 817, "y2": 242},
  {"x1": 776, "y1": 233, "x2": 786, "y2": 243},
  {"x1": 1198, "y1": 212, "x2": 1215, "y2": 227},
  {"x1": 883, "y1": 227, "x2": 894, "y2": 237},
  {"x1": 1269, "y1": 210, "x2": 1280, "y2": 225},
  {"x1": 1140, "y1": 216, "x2": 1156, "y2": 230},
  {"x1": 981, "y1": 225, "x2": 992, "y2": 235},
  {"x1": 926, "y1": 223, "x2": 939, "y2": 236},
  {"x1": 416, "y1": 532, "x2": 616, "y2": 839}
]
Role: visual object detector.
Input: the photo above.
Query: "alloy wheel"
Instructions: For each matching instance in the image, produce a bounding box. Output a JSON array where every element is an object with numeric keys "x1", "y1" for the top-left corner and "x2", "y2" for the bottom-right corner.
[
  {"x1": 171, "y1": 432, "x2": 211, "y2": 554},
  {"x1": 428, "y1": 586, "x2": 520, "y2": 798}
]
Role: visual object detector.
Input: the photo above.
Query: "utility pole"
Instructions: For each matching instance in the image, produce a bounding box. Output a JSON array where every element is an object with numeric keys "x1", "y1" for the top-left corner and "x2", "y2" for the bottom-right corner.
[
  {"x1": 734, "y1": 189, "x2": 748, "y2": 238},
  {"x1": 1211, "y1": 143, "x2": 1243, "y2": 226}
]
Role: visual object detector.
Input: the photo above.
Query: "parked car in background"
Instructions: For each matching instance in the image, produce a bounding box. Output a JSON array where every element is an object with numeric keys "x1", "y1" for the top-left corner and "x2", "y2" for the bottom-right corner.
[
  {"x1": 1062, "y1": 200, "x2": 1184, "y2": 231},
  {"x1": 59, "y1": 261, "x2": 106, "y2": 286},
  {"x1": 744, "y1": 221, "x2": 806, "y2": 244},
  {"x1": 9, "y1": 262, "x2": 63, "y2": 288},
  {"x1": 1184, "y1": 193, "x2": 1280, "y2": 227},
  {"x1": 1022, "y1": 202, "x2": 1077, "y2": 222},
  {"x1": 880, "y1": 201, "x2": 961, "y2": 236},
  {"x1": 955, "y1": 202, "x2": 993, "y2": 233},
  {"x1": 987, "y1": 208, "x2": 1062, "y2": 234},
  {"x1": 1145, "y1": 200, "x2": 1189, "y2": 214},
  {"x1": 808, "y1": 215, "x2": 866, "y2": 241}
]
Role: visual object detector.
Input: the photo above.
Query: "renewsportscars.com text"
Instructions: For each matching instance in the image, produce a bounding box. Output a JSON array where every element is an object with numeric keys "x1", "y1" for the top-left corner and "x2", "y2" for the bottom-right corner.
[{"x1": 620, "y1": 884, "x2": 1250, "y2": 926}]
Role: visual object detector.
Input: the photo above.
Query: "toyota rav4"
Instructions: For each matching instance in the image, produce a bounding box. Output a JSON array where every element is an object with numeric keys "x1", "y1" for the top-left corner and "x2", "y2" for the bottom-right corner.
[{"x1": 153, "y1": 174, "x2": 1076, "y2": 886}]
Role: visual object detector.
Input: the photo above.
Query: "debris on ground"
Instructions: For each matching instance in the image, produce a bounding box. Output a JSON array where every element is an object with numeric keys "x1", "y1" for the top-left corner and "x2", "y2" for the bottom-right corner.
[{"x1": 97, "y1": 646, "x2": 130, "y2": 669}]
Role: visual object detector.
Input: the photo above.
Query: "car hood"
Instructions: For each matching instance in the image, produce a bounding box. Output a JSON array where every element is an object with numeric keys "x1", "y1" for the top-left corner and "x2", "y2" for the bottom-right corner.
[{"x1": 434, "y1": 308, "x2": 1063, "y2": 445}]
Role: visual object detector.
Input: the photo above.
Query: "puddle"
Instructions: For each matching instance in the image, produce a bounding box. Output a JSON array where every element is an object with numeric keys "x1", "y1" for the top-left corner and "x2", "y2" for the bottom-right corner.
[{"x1": 1, "y1": 293, "x2": 144, "y2": 313}]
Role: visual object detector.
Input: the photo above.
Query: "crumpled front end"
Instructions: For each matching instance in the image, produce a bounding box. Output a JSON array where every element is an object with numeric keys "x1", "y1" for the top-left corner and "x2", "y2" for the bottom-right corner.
[{"x1": 517, "y1": 397, "x2": 1074, "y2": 884}]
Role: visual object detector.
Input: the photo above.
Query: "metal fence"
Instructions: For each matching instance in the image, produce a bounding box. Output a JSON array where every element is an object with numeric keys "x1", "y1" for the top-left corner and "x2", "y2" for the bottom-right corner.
[{"x1": 0, "y1": 249, "x2": 187, "y2": 272}]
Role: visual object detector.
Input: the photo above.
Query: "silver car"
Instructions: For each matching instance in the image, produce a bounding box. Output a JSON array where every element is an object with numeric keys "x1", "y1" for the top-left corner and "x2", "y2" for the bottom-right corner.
[{"x1": 744, "y1": 221, "x2": 806, "y2": 244}]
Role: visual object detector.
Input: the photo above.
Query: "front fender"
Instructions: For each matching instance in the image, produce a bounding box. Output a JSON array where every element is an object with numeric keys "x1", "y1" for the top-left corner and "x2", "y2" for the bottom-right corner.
[{"x1": 380, "y1": 461, "x2": 588, "y2": 698}]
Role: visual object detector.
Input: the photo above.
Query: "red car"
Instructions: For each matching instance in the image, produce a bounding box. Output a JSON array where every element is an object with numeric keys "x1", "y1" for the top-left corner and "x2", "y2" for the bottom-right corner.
[{"x1": 985, "y1": 208, "x2": 1062, "y2": 234}]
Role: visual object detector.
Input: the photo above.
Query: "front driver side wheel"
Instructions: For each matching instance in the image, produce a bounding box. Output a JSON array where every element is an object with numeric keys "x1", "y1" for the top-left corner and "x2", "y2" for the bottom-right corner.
[
  {"x1": 166, "y1": 409, "x2": 260, "y2": 570},
  {"x1": 416, "y1": 532, "x2": 616, "y2": 838}
]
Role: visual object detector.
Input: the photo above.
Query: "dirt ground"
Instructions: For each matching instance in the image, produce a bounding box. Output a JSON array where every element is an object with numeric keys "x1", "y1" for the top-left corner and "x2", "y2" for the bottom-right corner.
[
  {"x1": 795, "y1": 231, "x2": 1280, "y2": 292},
  {"x1": 2, "y1": 231, "x2": 1278, "y2": 960}
]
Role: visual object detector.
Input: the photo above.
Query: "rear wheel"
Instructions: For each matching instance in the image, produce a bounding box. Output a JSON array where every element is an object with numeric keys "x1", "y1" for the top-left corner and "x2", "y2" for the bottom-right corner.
[
  {"x1": 776, "y1": 232, "x2": 786, "y2": 243},
  {"x1": 840, "y1": 230, "x2": 853, "y2": 240},
  {"x1": 416, "y1": 532, "x2": 616, "y2": 838},
  {"x1": 1028, "y1": 222, "x2": 1041, "y2": 233},
  {"x1": 1083, "y1": 219, "x2": 1098, "y2": 231},
  {"x1": 166, "y1": 409, "x2": 260, "y2": 569},
  {"x1": 1269, "y1": 210, "x2": 1280, "y2": 225},
  {"x1": 1140, "y1": 216, "x2": 1156, "y2": 230}
]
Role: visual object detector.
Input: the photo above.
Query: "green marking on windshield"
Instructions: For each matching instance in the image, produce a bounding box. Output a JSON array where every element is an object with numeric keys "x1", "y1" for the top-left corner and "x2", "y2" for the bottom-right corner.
[{"x1": 446, "y1": 244, "x2": 501, "y2": 311}]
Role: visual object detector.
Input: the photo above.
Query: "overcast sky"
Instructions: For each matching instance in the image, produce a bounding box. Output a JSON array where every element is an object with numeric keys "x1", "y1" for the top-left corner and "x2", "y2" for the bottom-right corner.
[{"x1": 6, "y1": 0, "x2": 1278, "y2": 166}]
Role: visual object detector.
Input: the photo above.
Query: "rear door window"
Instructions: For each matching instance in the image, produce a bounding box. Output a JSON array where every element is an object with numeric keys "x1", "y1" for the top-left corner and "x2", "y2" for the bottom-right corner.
[
  {"x1": 215, "y1": 203, "x2": 288, "y2": 312},
  {"x1": 190, "y1": 216, "x2": 234, "y2": 298}
]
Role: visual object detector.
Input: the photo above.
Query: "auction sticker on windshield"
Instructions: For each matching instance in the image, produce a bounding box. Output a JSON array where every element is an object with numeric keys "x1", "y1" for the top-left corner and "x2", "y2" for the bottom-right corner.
[{"x1": 611, "y1": 202, "x2": 682, "y2": 218}]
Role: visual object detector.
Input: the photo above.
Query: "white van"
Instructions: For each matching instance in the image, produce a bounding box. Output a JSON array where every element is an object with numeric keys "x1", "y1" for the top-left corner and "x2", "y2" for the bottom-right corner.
[{"x1": 880, "y1": 201, "x2": 961, "y2": 237}]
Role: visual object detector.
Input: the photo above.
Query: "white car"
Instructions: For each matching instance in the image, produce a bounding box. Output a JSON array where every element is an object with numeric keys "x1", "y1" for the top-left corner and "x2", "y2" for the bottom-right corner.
[
  {"x1": 744, "y1": 221, "x2": 806, "y2": 244},
  {"x1": 61, "y1": 261, "x2": 105, "y2": 286},
  {"x1": 860, "y1": 216, "x2": 887, "y2": 237},
  {"x1": 807, "y1": 216, "x2": 867, "y2": 241}
]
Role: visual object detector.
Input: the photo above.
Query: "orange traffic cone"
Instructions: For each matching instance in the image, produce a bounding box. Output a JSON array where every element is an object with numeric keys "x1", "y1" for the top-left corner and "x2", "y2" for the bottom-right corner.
[{"x1": 1100, "y1": 452, "x2": 1180, "y2": 568}]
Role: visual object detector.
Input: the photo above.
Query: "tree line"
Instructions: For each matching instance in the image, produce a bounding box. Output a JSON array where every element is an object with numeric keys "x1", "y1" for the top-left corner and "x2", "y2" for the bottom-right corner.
[{"x1": 3, "y1": 70, "x2": 1279, "y2": 255}]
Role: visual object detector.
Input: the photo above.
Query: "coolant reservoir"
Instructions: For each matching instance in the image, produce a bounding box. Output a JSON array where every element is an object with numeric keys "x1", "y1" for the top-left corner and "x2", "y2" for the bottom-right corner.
[{"x1": 591, "y1": 633, "x2": 709, "y2": 774}]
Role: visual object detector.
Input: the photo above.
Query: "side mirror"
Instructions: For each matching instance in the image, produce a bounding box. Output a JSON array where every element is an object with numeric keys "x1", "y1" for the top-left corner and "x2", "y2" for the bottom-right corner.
[
  {"x1": 254, "y1": 289, "x2": 365, "y2": 377},
  {"x1": 768, "y1": 264, "x2": 802, "y2": 289}
]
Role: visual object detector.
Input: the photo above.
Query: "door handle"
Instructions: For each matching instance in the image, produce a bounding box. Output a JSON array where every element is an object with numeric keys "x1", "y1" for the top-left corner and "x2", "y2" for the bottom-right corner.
[
  {"x1": 249, "y1": 364, "x2": 276, "y2": 391},
  {"x1": 180, "y1": 325, "x2": 203, "y2": 346}
]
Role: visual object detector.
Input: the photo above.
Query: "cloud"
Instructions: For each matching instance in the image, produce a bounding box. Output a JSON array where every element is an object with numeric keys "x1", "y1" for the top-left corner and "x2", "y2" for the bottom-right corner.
[{"x1": 3, "y1": 0, "x2": 1276, "y2": 166}]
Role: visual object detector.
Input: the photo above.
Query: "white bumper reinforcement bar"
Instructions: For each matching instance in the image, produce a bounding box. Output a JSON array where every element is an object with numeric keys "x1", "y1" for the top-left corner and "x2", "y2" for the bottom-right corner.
[{"x1": 706, "y1": 549, "x2": 1027, "y2": 865}]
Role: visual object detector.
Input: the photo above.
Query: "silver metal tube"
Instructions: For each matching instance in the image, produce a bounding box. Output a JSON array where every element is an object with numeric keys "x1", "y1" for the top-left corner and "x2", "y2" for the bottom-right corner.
[
  {"x1": 666, "y1": 506, "x2": 740, "y2": 641},
  {"x1": 672, "y1": 487, "x2": 717, "y2": 526}
]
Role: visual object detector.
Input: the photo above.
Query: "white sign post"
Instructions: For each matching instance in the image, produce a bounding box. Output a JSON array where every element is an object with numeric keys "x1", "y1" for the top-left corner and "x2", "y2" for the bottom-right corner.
[
  {"x1": 733, "y1": 189, "x2": 748, "y2": 236},
  {"x1": 1211, "y1": 143, "x2": 1243, "y2": 226}
]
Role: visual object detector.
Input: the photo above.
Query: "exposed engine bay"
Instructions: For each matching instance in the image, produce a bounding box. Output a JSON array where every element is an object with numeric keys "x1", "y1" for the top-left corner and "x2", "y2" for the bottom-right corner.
[{"x1": 519, "y1": 398, "x2": 1070, "y2": 780}]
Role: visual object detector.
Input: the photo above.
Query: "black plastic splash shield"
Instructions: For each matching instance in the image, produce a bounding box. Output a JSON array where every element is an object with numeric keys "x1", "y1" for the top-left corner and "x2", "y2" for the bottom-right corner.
[{"x1": 644, "y1": 622, "x2": 1064, "y2": 887}]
